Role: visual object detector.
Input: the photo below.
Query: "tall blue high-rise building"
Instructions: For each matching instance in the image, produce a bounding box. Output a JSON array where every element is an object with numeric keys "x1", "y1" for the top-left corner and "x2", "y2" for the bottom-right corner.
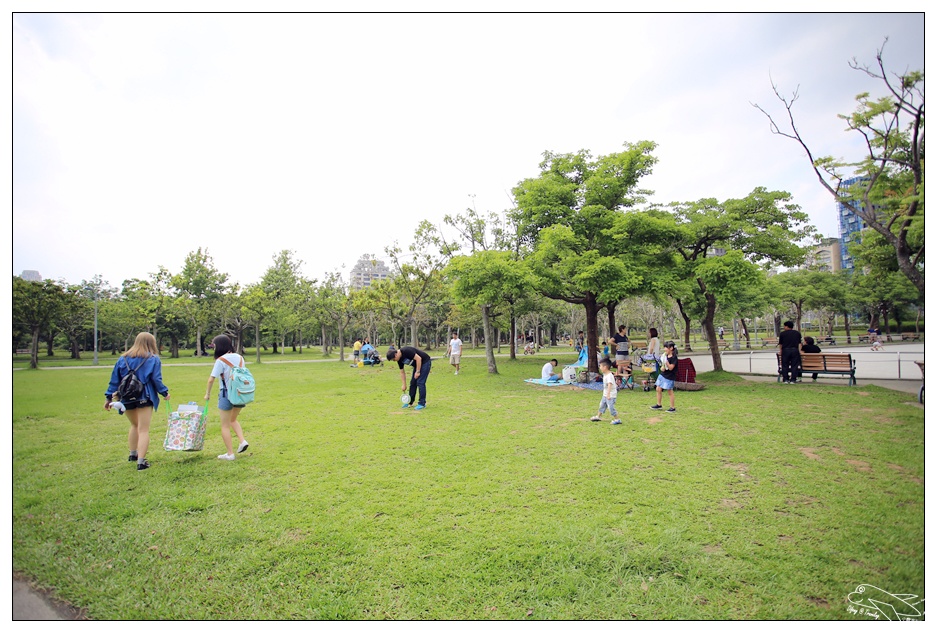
[{"x1": 836, "y1": 176, "x2": 871, "y2": 270}]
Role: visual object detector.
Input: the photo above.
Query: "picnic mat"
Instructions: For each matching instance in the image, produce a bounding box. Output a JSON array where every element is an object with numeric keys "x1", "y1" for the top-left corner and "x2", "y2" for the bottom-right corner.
[
  {"x1": 571, "y1": 381, "x2": 604, "y2": 391},
  {"x1": 524, "y1": 378, "x2": 572, "y2": 386}
]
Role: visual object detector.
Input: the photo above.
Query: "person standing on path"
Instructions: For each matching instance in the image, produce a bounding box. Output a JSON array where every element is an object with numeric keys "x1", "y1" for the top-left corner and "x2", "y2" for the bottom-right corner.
[
  {"x1": 353, "y1": 338, "x2": 363, "y2": 364},
  {"x1": 387, "y1": 345, "x2": 432, "y2": 410},
  {"x1": 104, "y1": 331, "x2": 170, "y2": 471},
  {"x1": 447, "y1": 332, "x2": 463, "y2": 375},
  {"x1": 205, "y1": 334, "x2": 250, "y2": 460},
  {"x1": 778, "y1": 321, "x2": 803, "y2": 384}
]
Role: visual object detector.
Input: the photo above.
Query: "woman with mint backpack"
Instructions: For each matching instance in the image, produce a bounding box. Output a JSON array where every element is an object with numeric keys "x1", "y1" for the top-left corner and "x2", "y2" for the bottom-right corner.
[{"x1": 204, "y1": 334, "x2": 250, "y2": 461}]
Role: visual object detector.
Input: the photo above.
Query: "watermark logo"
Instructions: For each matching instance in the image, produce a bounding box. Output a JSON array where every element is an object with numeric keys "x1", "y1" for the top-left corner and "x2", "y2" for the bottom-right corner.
[{"x1": 847, "y1": 584, "x2": 924, "y2": 621}]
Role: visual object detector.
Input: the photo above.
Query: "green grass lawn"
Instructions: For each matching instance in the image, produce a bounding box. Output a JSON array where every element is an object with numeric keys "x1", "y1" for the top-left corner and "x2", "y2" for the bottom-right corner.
[{"x1": 13, "y1": 354, "x2": 924, "y2": 620}]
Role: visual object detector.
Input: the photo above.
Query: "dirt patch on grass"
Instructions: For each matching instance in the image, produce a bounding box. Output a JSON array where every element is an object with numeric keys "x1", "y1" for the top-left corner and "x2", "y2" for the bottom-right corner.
[
  {"x1": 799, "y1": 448, "x2": 821, "y2": 460},
  {"x1": 830, "y1": 447, "x2": 846, "y2": 456},
  {"x1": 720, "y1": 499, "x2": 742, "y2": 509},
  {"x1": 702, "y1": 544, "x2": 722, "y2": 554},
  {"x1": 806, "y1": 596, "x2": 831, "y2": 609},
  {"x1": 785, "y1": 496, "x2": 820, "y2": 506},
  {"x1": 724, "y1": 463, "x2": 749, "y2": 477},
  {"x1": 846, "y1": 460, "x2": 872, "y2": 472},
  {"x1": 647, "y1": 417, "x2": 664, "y2": 425}
]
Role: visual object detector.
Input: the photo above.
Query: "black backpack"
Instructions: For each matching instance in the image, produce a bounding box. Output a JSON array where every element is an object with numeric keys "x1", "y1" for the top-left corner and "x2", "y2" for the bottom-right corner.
[{"x1": 117, "y1": 357, "x2": 146, "y2": 405}]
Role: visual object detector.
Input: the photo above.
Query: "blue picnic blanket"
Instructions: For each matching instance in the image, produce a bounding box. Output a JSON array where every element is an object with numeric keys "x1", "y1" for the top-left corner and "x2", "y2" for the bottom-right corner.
[{"x1": 524, "y1": 378, "x2": 571, "y2": 386}]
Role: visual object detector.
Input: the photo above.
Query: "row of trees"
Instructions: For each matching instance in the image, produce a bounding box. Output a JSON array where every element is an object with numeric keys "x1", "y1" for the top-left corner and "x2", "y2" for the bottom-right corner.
[{"x1": 12, "y1": 165, "x2": 920, "y2": 375}]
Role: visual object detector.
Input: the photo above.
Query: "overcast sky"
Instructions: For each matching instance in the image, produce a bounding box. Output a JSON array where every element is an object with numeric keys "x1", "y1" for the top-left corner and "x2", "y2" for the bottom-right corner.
[{"x1": 11, "y1": 9, "x2": 925, "y2": 291}]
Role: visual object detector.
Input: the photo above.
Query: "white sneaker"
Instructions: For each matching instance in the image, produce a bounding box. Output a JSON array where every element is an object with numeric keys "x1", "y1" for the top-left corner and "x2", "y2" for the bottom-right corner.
[
  {"x1": 454, "y1": 371, "x2": 458, "y2": 375},
  {"x1": 237, "y1": 440, "x2": 249, "y2": 454},
  {"x1": 218, "y1": 453, "x2": 235, "y2": 461}
]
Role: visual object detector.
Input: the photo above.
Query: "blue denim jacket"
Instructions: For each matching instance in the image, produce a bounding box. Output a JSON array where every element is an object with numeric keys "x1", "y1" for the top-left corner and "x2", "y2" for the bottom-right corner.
[{"x1": 104, "y1": 355, "x2": 169, "y2": 411}]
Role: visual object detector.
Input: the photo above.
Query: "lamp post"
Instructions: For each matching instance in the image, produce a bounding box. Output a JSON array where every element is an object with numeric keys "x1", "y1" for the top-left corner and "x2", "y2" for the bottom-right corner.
[{"x1": 92, "y1": 288, "x2": 98, "y2": 366}]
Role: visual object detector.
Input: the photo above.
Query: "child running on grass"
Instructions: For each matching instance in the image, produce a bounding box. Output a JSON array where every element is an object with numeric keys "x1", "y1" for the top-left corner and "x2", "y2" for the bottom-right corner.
[
  {"x1": 650, "y1": 341, "x2": 678, "y2": 413},
  {"x1": 591, "y1": 358, "x2": 621, "y2": 425}
]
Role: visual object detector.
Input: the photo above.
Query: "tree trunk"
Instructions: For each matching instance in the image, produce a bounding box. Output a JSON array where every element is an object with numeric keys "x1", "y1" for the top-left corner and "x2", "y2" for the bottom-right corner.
[
  {"x1": 584, "y1": 295, "x2": 601, "y2": 375},
  {"x1": 739, "y1": 318, "x2": 751, "y2": 349},
  {"x1": 675, "y1": 298, "x2": 693, "y2": 352},
  {"x1": 255, "y1": 324, "x2": 262, "y2": 363},
  {"x1": 337, "y1": 322, "x2": 346, "y2": 362},
  {"x1": 481, "y1": 304, "x2": 498, "y2": 374},
  {"x1": 607, "y1": 302, "x2": 617, "y2": 340},
  {"x1": 410, "y1": 320, "x2": 419, "y2": 348},
  {"x1": 195, "y1": 326, "x2": 203, "y2": 357},
  {"x1": 701, "y1": 291, "x2": 723, "y2": 372},
  {"x1": 509, "y1": 312, "x2": 517, "y2": 360},
  {"x1": 30, "y1": 326, "x2": 40, "y2": 369},
  {"x1": 321, "y1": 324, "x2": 329, "y2": 355},
  {"x1": 844, "y1": 313, "x2": 852, "y2": 344}
]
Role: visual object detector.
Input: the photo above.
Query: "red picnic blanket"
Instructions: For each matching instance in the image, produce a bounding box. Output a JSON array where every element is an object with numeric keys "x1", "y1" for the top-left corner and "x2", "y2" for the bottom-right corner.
[{"x1": 676, "y1": 357, "x2": 696, "y2": 383}]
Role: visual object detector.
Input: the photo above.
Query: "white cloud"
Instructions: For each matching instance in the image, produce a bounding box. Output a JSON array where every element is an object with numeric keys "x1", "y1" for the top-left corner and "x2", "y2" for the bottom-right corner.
[{"x1": 12, "y1": 11, "x2": 925, "y2": 288}]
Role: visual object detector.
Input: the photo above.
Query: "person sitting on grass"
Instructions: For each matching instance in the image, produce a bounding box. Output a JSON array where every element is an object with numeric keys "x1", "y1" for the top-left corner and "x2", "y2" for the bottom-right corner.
[{"x1": 542, "y1": 358, "x2": 561, "y2": 382}]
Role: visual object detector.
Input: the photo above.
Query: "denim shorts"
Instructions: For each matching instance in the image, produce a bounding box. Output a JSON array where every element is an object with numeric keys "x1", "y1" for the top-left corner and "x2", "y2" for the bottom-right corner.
[
  {"x1": 655, "y1": 375, "x2": 675, "y2": 390},
  {"x1": 218, "y1": 392, "x2": 245, "y2": 411}
]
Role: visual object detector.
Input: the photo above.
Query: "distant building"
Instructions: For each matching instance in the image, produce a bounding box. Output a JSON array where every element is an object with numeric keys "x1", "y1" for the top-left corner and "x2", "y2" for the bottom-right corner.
[
  {"x1": 349, "y1": 255, "x2": 392, "y2": 289},
  {"x1": 808, "y1": 237, "x2": 842, "y2": 273},
  {"x1": 836, "y1": 176, "x2": 874, "y2": 270},
  {"x1": 20, "y1": 270, "x2": 42, "y2": 282}
]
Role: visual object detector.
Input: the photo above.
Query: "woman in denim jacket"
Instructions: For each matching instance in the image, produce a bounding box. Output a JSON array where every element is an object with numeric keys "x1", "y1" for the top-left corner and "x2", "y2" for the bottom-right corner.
[{"x1": 104, "y1": 332, "x2": 170, "y2": 471}]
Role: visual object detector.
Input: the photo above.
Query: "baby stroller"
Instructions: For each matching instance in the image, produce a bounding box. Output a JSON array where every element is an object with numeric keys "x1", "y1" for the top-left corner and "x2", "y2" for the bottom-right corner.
[
  {"x1": 362, "y1": 347, "x2": 382, "y2": 366},
  {"x1": 634, "y1": 354, "x2": 659, "y2": 391}
]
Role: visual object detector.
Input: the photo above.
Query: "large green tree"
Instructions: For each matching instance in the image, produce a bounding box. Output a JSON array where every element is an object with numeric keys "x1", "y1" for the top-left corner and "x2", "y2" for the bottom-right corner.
[
  {"x1": 172, "y1": 248, "x2": 229, "y2": 356},
  {"x1": 446, "y1": 250, "x2": 533, "y2": 374},
  {"x1": 13, "y1": 277, "x2": 64, "y2": 369},
  {"x1": 260, "y1": 250, "x2": 305, "y2": 354},
  {"x1": 637, "y1": 188, "x2": 814, "y2": 371},
  {"x1": 755, "y1": 40, "x2": 924, "y2": 294},
  {"x1": 385, "y1": 220, "x2": 455, "y2": 346},
  {"x1": 512, "y1": 143, "x2": 657, "y2": 374}
]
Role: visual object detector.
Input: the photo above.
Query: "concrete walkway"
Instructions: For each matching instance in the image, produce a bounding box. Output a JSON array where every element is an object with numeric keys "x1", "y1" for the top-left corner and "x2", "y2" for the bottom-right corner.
[{"x1": 12, "y1": 574, "x2": 86, "y2": 620}]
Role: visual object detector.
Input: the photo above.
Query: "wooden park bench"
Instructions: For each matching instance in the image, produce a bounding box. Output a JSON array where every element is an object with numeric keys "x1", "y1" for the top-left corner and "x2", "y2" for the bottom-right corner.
[
  {"x1": 761, "y1": 338, "x2": 779, "y2": 347},
  {"x1": 894, "y1": 333, "x2": 920, "y2": 342},
  {"x1": 16, "y1": 348, "x2": 29, "y2": 354},
  {"x1": 776, "y1": 352, "x2": 857, "y2": 386},
  {"x1": 858, "y1": 334, "x2": 871, "y2": 343},
  {"x1": 819, "y1": 336, "x2": 837, "y2": 346}
]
